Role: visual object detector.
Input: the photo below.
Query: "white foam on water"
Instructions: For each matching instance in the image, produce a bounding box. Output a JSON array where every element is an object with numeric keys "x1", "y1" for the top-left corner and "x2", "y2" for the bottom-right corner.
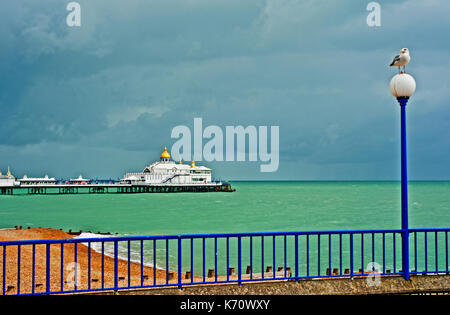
[
  {"x1": 75, "y1": 232, "x2": 113, "y2": 239},
  {"x1": 73, "y1": 233, "x2": 163, "y2": 270}
]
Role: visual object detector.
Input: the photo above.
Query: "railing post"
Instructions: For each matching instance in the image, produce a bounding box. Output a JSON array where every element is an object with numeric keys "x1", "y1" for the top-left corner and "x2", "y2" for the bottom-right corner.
[
  {"x1": 295, "y1": 235, "x2": 299, "y2": 280},
  {"x1": 46, "y1": 243, "x2": 50, "y2": 294},
  {"x1": 114, "y1": 241, "x2": 118, "y2": 292},
  {"x1": 238, "y1": 236, "x2": 242, "y2": 286},
  {"x1": 2, "y1": 246, "x2": 5, "y2": 296},
  {"x1": 350, "y1": 234, "x2": 354, "y2": 276},
  {"x1": 399, "y1": 99, "x2": 410, "y2": 280},
  {"x1": 178, "y1": 238, "x2": 182, "y2": 289}
]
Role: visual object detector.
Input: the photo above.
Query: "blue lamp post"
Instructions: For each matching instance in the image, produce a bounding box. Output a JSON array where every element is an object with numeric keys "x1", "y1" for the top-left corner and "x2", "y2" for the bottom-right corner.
[{"x1": 390, "y1": 73, "x2": 416, "y2": 280}]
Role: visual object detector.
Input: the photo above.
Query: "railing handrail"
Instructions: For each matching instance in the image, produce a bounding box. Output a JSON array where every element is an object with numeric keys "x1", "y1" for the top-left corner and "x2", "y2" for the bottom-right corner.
[
  {"x1": 408, "y1": 228, "x2": 450, "y2": 232},
  {"x1": 0, "y1": 228, "x2": 434, "y2": 246}
]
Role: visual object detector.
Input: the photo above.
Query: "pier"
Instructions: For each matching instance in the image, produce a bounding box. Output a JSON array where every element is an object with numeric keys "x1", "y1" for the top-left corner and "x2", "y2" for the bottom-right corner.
[{"x1": 0, "y1": 183, "x2": 235, "y2": 196}]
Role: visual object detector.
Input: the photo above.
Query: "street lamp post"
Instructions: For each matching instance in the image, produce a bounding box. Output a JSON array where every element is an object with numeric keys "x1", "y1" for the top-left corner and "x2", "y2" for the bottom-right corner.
[{"x1": 390, "y1": 73, "x2": 416, "y2": 280}]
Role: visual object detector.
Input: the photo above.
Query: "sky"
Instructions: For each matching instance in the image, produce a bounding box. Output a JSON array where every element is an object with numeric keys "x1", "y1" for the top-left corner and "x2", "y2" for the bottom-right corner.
[{"x1": 0, "y1": 0, "x2": 449, "y2": 180}]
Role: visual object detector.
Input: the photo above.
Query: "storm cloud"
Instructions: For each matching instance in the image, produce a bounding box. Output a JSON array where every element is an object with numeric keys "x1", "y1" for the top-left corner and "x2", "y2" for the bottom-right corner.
[{"x1": 0, "y1": 0, "x2": 449, "y2": 180}]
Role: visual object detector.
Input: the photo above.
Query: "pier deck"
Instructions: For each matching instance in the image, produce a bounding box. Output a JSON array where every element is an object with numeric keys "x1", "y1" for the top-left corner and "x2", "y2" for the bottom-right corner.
[{"x1": 0, "y1": 183, "x2": 235, "y2": 195}]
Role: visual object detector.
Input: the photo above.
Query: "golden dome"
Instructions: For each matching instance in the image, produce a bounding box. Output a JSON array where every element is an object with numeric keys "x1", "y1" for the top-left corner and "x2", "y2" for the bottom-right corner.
[
  {"x1": 190, "y1": 161, "x2": 196, "y2": 168},
  {"x1": 160, "y1": 146, "x2": 171, "y2": 159}
]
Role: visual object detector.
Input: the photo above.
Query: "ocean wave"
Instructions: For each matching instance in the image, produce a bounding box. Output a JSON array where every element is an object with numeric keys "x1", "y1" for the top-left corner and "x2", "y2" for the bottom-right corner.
[{"x1": 74, "y1": 233, "x2": 162, "y2": 269}]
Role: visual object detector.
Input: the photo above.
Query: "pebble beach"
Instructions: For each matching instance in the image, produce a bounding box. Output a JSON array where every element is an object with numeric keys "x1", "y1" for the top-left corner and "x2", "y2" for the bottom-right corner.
[{"x1": 0, "y1": 228, "x2": 187, "y2": 295}]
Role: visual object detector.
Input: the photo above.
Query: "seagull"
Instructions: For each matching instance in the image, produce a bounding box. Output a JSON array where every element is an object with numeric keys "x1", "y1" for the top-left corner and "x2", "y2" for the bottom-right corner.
[{"x1": 390, "y1": 48, "x2": 410, "y2": 73}]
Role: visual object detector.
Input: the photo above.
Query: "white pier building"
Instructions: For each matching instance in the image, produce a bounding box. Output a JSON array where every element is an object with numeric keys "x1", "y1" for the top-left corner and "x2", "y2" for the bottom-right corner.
[
  {"x1": 0, "y1": 168, "x2": 18, "y2": 187},
  {"x1": 121, "y1": 147, "x2": 214, "y2": 185},
  {"x1": 20, "y1": 174, "x2": 56, "y2": 185},
  {"x1": 70, "y1": 174, "x2": 90, "y2": 185}
]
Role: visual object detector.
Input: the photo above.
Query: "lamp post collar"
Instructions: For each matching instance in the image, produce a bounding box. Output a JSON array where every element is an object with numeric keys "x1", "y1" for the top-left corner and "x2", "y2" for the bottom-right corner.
[{"x1": 397, "y1": 96, "x2": 409, "y2": 106}]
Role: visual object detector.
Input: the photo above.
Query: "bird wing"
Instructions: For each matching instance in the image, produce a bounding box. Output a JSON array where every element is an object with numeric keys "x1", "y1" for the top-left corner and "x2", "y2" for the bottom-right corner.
[{"x1": 390, "y1": 54, "x2": 401, "y2": 66}]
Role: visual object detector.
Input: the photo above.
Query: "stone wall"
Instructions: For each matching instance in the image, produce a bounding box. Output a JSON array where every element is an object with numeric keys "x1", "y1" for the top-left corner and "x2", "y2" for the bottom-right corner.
[{"x1": 93, "y1": 275, "x2": 450, "y2": 295}]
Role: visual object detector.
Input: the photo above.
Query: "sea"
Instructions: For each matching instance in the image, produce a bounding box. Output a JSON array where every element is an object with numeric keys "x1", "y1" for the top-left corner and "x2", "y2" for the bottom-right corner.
[
  {"x1": 1, "y1": 181, "x2": 449, "y2": 274},
  {"x1": 1, "y1": 181, "x2": 449, "y2": 233}
]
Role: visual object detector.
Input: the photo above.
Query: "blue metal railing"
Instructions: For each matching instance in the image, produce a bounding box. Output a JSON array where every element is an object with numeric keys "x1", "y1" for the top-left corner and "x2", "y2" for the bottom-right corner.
[{"x1": 0, "y1": 228, "x2": 449, "y2": 295}]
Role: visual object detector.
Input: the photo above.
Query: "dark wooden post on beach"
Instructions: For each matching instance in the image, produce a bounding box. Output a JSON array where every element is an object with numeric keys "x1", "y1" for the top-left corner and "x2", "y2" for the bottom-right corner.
[{"x1": 207, "y1": 269, "x2": 215, "y2": 278}]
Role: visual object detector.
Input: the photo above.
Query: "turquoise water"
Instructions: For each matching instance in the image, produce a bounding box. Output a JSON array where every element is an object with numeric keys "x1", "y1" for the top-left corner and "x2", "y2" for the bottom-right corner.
[
  {"x1": 1, "y1": 181, "x2": 449, "y2": 275},
  {"x1": 1, "y1": 181, "x2": 449, "y2": 234}
]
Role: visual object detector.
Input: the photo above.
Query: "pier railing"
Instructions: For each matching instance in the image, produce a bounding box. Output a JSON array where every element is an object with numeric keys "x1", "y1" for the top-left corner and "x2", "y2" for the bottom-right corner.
[{"x1": 0, "y1": 228, "x2": 449, "y2": 295}]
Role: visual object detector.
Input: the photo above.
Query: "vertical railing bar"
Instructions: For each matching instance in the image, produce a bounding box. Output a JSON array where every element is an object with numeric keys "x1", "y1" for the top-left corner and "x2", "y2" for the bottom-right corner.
[
  {"x1": 435, "y1": 231, "x2": 438, "y2": 273},
  {"x1": 226, "y1": 237, "x2": 229, "y2": 282},
  {"x1": 178, "y1": 238, "x2": 182, "y2": 289},
  {"x1": 238, "y1": 236, "x2": 242, "y2": 285},
  {"x1": 60, "y1": 243, "x2": 64, "y2": 292},
  {"x1": 74, "y1": 243, "x2": 78, "y2": 291},
  {"x1": 446, "y1": 231, "x2": 449, "y2": 273},
  {"x1": 202, "y1": 238, "x2": 205, "y2": 283},
  {"x1": 425, "y1": 232, "x2": 428, "y2": 273},
  {"x1": 394, "y1": 233, "x2": 397, "y2": 273},
  {"x1": 17, "y1": 245, "x2": 20, "y2": 295},
  {"x1": 339, "y1": 234, "x2": 342, "y2": 276},
  {"x1": 166, "y1": 239, "x2": 169, "y2": 285},
  {"x1": 46, "y1": 243, "x2": 50, "y2": 294},
  {"x1": 190, "y1": 238, "x2": 193, "y2": 284},
  {"x1": 88, "y1": 242, "x2": 91, "y2": 290},
  {"x1": 250, "y1": 236, "x2": 253, "y2": 280},
  {"x1": 350, "y1": 234, "x2": 354, "y2": 276},
  {"x1": 382, "y1": 233, "x2": 386, "y2": 274},
  {"x1": 2, "y1": 246, "x2": 5, "y2": 296},
  {"x1": 414, "y1": 232, "x2": 417, "y2": 273},
  {"x1": 32, "y1": 244, "x2": 36, "y2": 294},
  {"x1": 122, "y1": 240, "x2": 127, "y2": 287},
  {"x1": 361, "y1": 233, "x2": 364, "y2": 275},
  {"x1": 114, "y1": 241, "x2": 118, "y2": 291},
  {"x1": 284, "y1": 235, "x2": 287, "y2": 278},
  {"x1": 328, "y1": 234, "x2": 331, "y2": 277},
  {"x1": 215, "y1": 237, "x2": 218, "y2": 282},
  {"x1": 273, "y1": 236, "x2": 276, "y2": 279},
  {"x1": 318, "y1": 234, "x2": 321, "y2": 276},
  {"x1": 261, "y1": 236, "x2": 265, "y2": 279},
  {"x1": 295, "y1": 234, "x2": 299, "y2": 280},
  {"x1": 101, "y1": 242, "x2": 105, "y2": 289},
  {"x1": 127, "y1": 240, "x2": 131, "y2": 287},
  {"x1": 140, "y1": 240, "x2": 144, "y2": 287},
  {"x1": 306, "y1": 234, "x2": 310, "y2": 277},
  {"x1": 153, "y1": 240, "x2": 156, "y2": 286},
  {"x1": 372, "y1": 233, "x2": 375, "y2": 265}
]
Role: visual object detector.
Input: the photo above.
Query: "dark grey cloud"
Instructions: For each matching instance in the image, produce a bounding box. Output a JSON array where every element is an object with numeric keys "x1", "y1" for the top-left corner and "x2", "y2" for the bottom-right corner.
[{"x1": 1, "y1": 0, "x2": 450, "y2": 180}]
